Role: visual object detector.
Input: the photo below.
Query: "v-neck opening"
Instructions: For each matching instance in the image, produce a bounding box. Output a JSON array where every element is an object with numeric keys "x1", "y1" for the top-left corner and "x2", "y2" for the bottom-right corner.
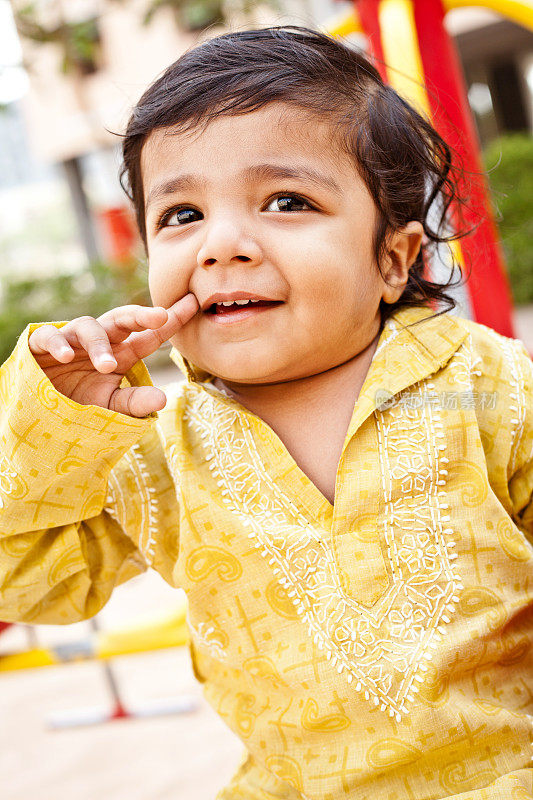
[
  {"x1": 200, "y1": 379, "x2": 336, "y2": 523},
  {"x1": 197, "y1": 326, "x2": 393, "y2": 521}
]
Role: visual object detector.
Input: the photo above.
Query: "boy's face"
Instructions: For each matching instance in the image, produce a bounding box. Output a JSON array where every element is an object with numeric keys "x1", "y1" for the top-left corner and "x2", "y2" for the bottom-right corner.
[{"x1": 142, "y1": 103, "x2": 407, "y2": 384}]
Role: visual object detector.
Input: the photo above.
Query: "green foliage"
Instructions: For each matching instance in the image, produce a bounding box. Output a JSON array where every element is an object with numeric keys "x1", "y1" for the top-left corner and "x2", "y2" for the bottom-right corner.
[
  {"x1": 0, "y1": 261, "x2": 150, "y2": 365},
  {"x1": 483, "y1": 134, "x2": 533, "y2": 306},
  {"x1": 60, "y1": 18, "x2": 101, "y2": 76},
  {"x1": 143, "y1": 0, "x2": 224, "y2": 30},
  {"x1": 14, "y1": 6, "x2": 101, "y2": 75},
  {"x1": 143, "y1": 0, "x2": 281, "y2": 31}
]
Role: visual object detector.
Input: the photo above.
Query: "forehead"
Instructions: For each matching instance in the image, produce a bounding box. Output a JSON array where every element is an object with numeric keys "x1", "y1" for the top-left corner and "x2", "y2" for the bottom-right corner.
[{"x1": 140, "y1": 103, "x2": 352, "y2": 191}]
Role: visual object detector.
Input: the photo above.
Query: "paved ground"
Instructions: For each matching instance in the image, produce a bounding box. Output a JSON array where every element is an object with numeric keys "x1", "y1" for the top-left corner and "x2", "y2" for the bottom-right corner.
[
  {"x1": 2, "y1": 304, "x2": 531, "y2": 799},
  {"x1": 0, "y1": 572, "x2": 244, "y2": 800}
]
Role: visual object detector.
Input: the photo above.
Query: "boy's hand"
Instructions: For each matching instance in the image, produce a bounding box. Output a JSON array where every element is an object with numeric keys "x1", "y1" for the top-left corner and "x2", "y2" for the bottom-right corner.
[{"x1": 28, "y1": 293, "x2": 199, "y2": 418}]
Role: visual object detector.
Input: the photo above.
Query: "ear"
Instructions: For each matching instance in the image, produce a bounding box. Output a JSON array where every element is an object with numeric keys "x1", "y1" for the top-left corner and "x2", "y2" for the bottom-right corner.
[{"x1": 381, "y1": 221, "x2": 424, "y2": 305}]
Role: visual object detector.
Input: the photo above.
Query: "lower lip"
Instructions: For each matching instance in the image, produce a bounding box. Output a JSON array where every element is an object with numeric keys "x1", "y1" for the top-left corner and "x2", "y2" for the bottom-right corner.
[{"x1": 204, "y1": 304, "x2": 281, "y2": 324}]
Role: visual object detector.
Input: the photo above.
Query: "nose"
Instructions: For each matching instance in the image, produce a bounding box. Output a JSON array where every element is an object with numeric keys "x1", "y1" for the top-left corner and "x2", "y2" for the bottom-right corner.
[{"x1": 196, "y1": 217, "x2": 262, "y2": 269}]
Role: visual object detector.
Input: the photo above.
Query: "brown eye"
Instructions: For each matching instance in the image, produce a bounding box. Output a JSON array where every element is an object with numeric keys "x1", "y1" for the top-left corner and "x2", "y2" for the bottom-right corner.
[
  {"x1": 161, "y1": 207, "x2": 202, "y2": 227},
  {"x1": 265, "y1": 194, "x2": 312, "y2": 212}
]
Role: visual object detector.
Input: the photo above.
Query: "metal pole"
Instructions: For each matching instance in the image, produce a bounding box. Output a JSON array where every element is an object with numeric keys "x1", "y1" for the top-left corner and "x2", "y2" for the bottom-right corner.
[{"x1": 62, "y1": 156, "x2": 101, "y2": 264}]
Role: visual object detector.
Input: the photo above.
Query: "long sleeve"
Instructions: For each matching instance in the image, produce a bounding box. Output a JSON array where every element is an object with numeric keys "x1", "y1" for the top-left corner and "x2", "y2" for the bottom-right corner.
[
  {"x1": 507, "y1": 340, "x2": 533, "y2": 543},
  {"x1": 0, "y1": 322, "x2": 180, "y2": 625}
]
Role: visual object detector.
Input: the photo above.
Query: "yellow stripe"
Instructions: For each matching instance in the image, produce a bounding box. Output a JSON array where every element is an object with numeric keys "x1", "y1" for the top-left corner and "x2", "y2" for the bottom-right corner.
[
  {"x1": 444, "y1": 0, "x2": 533, "y2": 32},
  {"x1": 379, "y1": 0, "x2": 432, "y2": 118},
  {"x1": 323, "y1": 7, "x2": 364, "y2": 38},
  {"x1": 97, "y1": 610, "x2": 189, "y2": 659},
  {"x1": 0, "y1": 648, "x2": 57, "y2": 671},
  {"x1": 0, "y1": 608, "x2": 189, "y2": 671}
]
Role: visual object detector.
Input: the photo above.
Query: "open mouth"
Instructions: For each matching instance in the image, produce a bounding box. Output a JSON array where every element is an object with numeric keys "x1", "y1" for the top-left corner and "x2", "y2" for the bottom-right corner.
[{"x1": 205, "y1": 299, "x2": 283, "y2": 316}]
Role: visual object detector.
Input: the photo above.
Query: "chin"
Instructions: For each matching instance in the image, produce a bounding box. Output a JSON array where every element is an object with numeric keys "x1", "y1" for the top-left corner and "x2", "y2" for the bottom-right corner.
[
  {"x1": 209, "y1": 356, "x2": 288, "y2": 384},
  {"x1": 191, "y1": 345, "x2": 278, "y2": 383},
  {"x1": 213, "y1": 365, "x2": 279, "y2": 384}
]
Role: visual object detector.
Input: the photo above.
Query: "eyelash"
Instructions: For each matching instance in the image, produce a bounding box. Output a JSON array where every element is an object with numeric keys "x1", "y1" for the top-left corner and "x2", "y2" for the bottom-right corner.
[{"x1": 156, "y1": 192, "x2": 315, "y2": 230}]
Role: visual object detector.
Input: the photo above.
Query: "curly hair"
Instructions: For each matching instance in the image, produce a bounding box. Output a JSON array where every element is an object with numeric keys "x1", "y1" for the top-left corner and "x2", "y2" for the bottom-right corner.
[{"x1": 120, "y1": 25, "x2": 473, "y2": 327}]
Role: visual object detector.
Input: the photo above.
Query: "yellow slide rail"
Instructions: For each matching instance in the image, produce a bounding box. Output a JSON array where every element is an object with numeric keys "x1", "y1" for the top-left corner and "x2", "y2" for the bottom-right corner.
[
  {"x1": 444, "y1": 0, "x2": 533, "y2": 32},
  {"x1": 325, "y1": 0, "x2": 533, "y2": 39},
  {"x1": 0, "y1": 605, "x2": 189, "y2": 671}
]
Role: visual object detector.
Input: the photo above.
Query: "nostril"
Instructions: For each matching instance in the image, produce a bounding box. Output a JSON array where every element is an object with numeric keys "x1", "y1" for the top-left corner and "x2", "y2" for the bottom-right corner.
[{"x1": 202, "y1": 256, "x2": 251, "y2": 265}]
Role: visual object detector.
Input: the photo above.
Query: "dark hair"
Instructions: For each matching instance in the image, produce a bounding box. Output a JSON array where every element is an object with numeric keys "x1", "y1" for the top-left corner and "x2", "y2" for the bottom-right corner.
[{"x1": 120, "y1": 25, "x2": 472, "y2": 326}]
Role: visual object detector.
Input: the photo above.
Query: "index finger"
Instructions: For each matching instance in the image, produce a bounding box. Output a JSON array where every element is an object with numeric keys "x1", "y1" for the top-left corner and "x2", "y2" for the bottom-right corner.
[
  {"x1": 116, "y1": 292, "x2": 199, "y2": 365},
  {"x1": 97, "y1": 304, "x2": 170, "y2": 344},
  {"x1": 153, "y1": 292, "x2": 200, "y2": 343}
]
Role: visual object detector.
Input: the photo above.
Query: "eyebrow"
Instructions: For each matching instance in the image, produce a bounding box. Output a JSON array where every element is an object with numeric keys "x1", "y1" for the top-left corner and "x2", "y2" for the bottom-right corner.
[{"x1": 145, "y1": 163, "x2": 343, "y2": 210}]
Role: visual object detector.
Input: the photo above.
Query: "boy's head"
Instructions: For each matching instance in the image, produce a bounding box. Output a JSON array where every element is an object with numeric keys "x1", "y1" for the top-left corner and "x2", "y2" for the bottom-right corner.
[{"x1": 120, "y1": 26, "x2": 465, "y2": 385}]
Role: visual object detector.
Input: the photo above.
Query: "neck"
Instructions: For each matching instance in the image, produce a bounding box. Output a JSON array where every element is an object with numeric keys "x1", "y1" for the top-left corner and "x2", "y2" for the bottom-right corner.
[{"x1": 214, "y1": 332, "x2": 381, "y2": 420}]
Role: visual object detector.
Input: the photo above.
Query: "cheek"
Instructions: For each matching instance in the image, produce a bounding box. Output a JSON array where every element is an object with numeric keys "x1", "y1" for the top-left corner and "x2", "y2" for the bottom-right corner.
[
  {"x1": 291, "y1": 258, "x2": 380, "y2": 338},
  {"x1": 147, "y1": 248, "x2": 193, "y2": 307},
  {"x1": 293, "y1": 258, "x2": 357, "y2": 311}
]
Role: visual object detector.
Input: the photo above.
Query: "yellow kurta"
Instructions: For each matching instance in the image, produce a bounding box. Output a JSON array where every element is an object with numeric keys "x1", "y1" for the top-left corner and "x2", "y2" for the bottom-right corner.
[{"x1": 1, "y1": 305, "x2": 532, "y2": 800}]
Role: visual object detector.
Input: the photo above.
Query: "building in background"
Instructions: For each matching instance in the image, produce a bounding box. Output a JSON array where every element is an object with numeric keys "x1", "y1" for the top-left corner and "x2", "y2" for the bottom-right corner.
[{"x1": 449, "y1": 8, "x2": 533, "y2": 145}]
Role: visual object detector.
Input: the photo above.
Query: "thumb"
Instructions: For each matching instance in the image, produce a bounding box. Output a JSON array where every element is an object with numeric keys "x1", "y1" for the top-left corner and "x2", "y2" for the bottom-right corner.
[{"x1": 109, "y1": 386, "x2": 167, "y2": 418}]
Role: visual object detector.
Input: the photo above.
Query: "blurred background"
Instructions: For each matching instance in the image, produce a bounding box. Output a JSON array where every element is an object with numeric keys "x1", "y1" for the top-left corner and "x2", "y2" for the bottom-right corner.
[{"x1": 0, "y1": 1, "x2": 532, "y2": 798}]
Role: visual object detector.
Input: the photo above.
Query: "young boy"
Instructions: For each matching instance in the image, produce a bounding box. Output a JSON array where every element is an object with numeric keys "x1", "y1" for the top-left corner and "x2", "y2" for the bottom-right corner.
[{"x1": 1, "y1": 25, "x2": 532, "y2": 800}]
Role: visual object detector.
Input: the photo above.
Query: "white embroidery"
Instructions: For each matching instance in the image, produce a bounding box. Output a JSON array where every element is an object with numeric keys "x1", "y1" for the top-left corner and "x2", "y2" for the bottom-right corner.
[
  {"x1": 104, "y1": 443, "x2": 158, "y2": 567},
  {"x1": 521, "y1": 354, "x2": 533, "y2": 471},
  {"x1": 0, "y1": 453, "x2": 18, "y2": 510},
  {"x1": 166, "y1": 442, "x2": 181, "y2": 493},
  {"x1": 104, "y1": 477, "x2": 122, "y2": 523},
  {"x1": 156, "y1": 381, "x2": 186, "y2": 494},
  {"x1": 484, "y1": 329, "x2": 529, "y2": 475},
  {"x1": 188, "y1": 619, "x2": 228, "y2": 661},
  {"x1": 184, "y1": 379, "x2": 462, "y2": 724},
  {"x1": 504, "y1": 339, "x2": 528, "y2": 475},
  {"x1": 129, "y1": 443, "x2": 158, "y2": 565},
  {"x1": 373, "y1": 318, "x2": 402, "y2": 360},
  {"x1": 374, "y1": 380, "x2": 461, "y2": 718},
  {"x1": 448, "y1": 334, "x2": 476, "y2": 389}
]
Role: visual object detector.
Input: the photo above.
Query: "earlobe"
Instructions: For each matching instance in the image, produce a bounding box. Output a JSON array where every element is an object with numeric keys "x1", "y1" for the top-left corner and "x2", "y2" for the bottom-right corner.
[{"x1": 381, "y1": 221, "x2": 424, "y2": 305}]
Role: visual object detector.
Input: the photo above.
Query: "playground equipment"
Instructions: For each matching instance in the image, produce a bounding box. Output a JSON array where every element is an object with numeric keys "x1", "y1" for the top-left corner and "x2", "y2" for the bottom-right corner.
[
  {"x1": 327, "y1": 0, "x2": 533, "y2": 338},
  {"x1": 0, "y1": 604, "x2": 189, "y2": 672},
  {"x1": 0, "y1": 599, "x2": 198, "y2": 728}
]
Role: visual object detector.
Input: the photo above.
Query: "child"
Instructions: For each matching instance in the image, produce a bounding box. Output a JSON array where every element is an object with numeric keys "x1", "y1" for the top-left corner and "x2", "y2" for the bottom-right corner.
[{"x1": 1, "y1": 25, "x2": 532, "y2": 800}]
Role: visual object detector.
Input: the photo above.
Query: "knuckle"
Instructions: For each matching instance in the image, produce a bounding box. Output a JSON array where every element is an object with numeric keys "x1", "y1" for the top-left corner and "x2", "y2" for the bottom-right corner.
[
  {"x1": 113, "y1": 315, "x2": 134, "y2": 331},
  {"x1": 112, "y1": 304, "x2": 138, "y2": 317},
  {"x1": 48, "y1": 331, "x2": 67, "y2": 344},
  {"x1": 31, "y1": 325, "x2": 62, "y2": 346},
  {"x1": 28, "y1": 328, "x2": 43, "y2": 345},
  {"x1": 126, "y1": 390, "x2": 134, "y2": 416},
  {"x1": 89, "y1": 335, "x2": 111, "y2": 349},
  {"x1": 101, "y1": 306, "x2": 138, "y2": 330},
  {"x1": 109, "y1": 389, "x2": 119, "y2": 412},
  {"x1": 39, "y1": 323, "x2": 61, "y2": 336}
]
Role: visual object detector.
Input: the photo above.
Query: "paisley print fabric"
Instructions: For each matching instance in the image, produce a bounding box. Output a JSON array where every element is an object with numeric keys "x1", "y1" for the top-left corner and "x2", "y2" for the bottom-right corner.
[{"x1": 0, "y1": 306, "x2": 532, "y2": 799}]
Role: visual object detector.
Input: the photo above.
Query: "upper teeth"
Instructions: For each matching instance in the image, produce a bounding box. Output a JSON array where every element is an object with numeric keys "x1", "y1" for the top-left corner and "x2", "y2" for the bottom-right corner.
[{"x1": 217, "y1": 299, "x2": 258, "y2": 306}]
